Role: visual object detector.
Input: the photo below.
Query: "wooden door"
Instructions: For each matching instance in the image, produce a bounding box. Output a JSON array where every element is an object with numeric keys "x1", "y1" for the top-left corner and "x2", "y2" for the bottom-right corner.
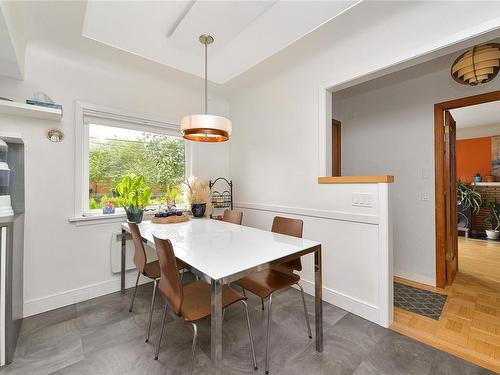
[
  {"x1": 332, "y1": 119, "x2": 341, "y2": 176},
  {"x1": 444, "y1": 110, "x2": 458, "y2": 284}
]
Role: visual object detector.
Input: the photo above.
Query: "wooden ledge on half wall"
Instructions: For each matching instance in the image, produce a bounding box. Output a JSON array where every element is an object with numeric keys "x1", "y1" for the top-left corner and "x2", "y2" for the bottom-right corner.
[{"x1": 318, "y1": 175, "x2": 395, "y2": 184}]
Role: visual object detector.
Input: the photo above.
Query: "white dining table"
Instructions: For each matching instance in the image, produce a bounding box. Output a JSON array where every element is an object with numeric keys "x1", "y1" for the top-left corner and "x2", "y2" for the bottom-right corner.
[{"x1": 120, "y1": 218, "x2": 323, "y2": 374}]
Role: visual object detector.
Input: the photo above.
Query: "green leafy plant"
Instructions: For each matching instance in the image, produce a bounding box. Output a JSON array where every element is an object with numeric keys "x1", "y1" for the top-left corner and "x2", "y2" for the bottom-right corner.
[
  {"x1": 115, "y1": 174, "x2": 152, "y2": 215},
  {"x1": 483, "y1": 200, "x2": 500, "y2": 231},
  {"x1": 457, "y1": 180, "x2": 481, "y2": 214},
  {"x1": 164, "y1": 185, "x2": 182, "y2": 200}
]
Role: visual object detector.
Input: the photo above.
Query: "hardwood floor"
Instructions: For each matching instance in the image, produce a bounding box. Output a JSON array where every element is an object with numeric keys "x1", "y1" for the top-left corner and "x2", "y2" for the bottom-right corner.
[{"x1": 391, "y1": 237, "x2": 500, "y2": 373}]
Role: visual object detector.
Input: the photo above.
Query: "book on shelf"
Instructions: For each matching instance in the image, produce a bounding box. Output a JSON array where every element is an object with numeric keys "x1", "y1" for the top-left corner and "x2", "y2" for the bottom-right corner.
[{"x1": 25, "y1": 99, "x2": 62, "y2": 110}]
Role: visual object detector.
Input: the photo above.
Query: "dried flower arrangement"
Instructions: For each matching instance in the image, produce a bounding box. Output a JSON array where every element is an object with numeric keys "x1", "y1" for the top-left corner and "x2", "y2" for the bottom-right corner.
[{"x1": 185, "y1": 177, "x2": 210, "y2": 203}]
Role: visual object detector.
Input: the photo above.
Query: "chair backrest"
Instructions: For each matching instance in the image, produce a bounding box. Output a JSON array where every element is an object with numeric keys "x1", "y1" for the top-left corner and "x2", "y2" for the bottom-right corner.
[
  {"x1": 128, "y1": 222, "x2": 147, "y2": 273},
  {"x1": 271, "y1": 216, "x2": 304, "y2": 274},
  {"x1": 222, "y1": 209, "x2": 243, "y2": 225},
  {"x1": 153, "y1": 235, "x2": 183, "y2": 315}
]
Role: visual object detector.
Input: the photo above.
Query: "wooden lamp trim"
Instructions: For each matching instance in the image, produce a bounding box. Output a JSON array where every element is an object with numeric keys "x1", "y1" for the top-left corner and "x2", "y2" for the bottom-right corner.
[{"x1": 182, "y1": 128, "x2": 229, "y2": 142}]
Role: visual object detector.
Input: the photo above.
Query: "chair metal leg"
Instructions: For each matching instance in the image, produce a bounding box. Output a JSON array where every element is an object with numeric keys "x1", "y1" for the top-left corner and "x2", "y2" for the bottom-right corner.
[
  {"x1": 188, "y1": 322, "x2": 198, "y2": 375},
  {"x1": 129, "y1": 271, "x2": 140, "y2": 312},
  {"x1": 155, "y1": 302, "x2": 168, "y2": 360},
  {"x1": 261, "y1": 298, "x2": 265, "y2": 311},
  {"x1": 297, "y1": 283, "x2": 312, "y2": 339},
  {"x1": 265, "y1": 294, "x2": 273, "y2": 374},
  {"x1": 241, "y1": 300, "x2": 258, "y2": 370},
  {"x1": 145, "y1": 279, "x2": 158, "y2": 343}
]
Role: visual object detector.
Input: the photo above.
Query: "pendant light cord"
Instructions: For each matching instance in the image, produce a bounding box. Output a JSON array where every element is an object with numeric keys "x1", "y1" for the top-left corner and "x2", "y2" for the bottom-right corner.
[{"x1": 204, "y1": 41, "x2": 208, "y2": 115}]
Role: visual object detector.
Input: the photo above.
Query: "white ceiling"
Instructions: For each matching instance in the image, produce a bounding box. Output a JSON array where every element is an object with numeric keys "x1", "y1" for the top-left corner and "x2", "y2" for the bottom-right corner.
[
  {"x1": 82, "y1": 0, "x2": 358, "y2": 84},
  {"x1": 451, "y1": 100, "x2": 500, "y2": 128},
  {"x1": 0, "y1": 5, "x2": 22, "y2": 80}
]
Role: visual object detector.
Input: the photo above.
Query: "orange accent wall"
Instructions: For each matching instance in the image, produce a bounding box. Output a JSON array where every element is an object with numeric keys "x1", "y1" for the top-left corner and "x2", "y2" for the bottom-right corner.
[{"x1": 456, "y1": 137, "x2": 491, "y2": 183}]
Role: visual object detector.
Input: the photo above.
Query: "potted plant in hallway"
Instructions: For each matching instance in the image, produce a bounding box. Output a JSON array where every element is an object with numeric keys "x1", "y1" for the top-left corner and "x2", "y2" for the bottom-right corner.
[
  {"x1": 457, "y1": 180, "x2": 482, "y2": 235},
  {"x1": 115, "y1": 174, "x2": 152, "y2": 223},
  {"x1": 484, "y1": 200, "x2": 500, "y2": 240},
  {"x1": 185, "y1": 177, "x2": 211, "y2": 217}
]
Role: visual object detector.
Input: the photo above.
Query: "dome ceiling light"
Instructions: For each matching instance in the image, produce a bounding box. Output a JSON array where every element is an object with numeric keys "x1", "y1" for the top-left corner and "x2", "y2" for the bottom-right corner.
[
  {"x1": 180, "y1": 35, "x2": 232, "y2": 142},
  {"x1": 451, "y1": 43, "x2": 500, "y2": 86}
]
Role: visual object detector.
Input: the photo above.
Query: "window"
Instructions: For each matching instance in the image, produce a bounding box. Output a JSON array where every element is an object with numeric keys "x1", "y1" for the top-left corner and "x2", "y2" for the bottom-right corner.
[{"x1": 76, "y1": 102, "x2": 190, "y2": 217}]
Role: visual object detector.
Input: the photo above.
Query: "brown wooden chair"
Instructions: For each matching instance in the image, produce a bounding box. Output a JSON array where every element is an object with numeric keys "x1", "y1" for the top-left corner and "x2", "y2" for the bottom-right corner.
[
  {"x1": 235, "y1": 216, "x2": 311, "y2": 374},
  {"x1": 127, "y1": 222, "x2": 186, "y2": 343},
  {"x1": 153, "y1": 235, "x2": 258, "y2": 374},
  {"x1": 222, "y1": 209, "x2": 243, "y2": 225}
]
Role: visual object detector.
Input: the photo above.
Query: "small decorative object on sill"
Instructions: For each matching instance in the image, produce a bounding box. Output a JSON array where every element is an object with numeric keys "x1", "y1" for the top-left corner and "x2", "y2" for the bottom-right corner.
[
  {"x1": 486, "y1": 175, "x2": 496, "y2": 182},
  {"x1": 102, "y1": 200, "x2": 115, "y2": 215},
  {"x1": 46, "y1": 128, "x2": 64, "y2": 143},
  {"x1": 152, "y1": 209, "x2": 189, "y2": 224},
  {"x1": 474, "y1": 173, "x2": 482, "y2": 183},
  {"x1": 115, "y1": 174, "x2": 152, "y2": 224},
  {"x1": 184, "y1": 177, "x2": 211, "y2": 218},
  {"x1": 26, "y1": 99, "x2": 62, "y2": 110}
]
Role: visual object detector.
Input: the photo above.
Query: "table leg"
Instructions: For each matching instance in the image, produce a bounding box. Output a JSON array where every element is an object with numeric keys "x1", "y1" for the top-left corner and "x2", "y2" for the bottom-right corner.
[
  {"x1": 314, "y1": 245, "x2": 323, "y2": 352},
  {"x1": 211, "y1": 278, "x2": 223, "y2": 374},
  {"x1": 121, "y1": 228, "x2": 126, "y2": 295}
]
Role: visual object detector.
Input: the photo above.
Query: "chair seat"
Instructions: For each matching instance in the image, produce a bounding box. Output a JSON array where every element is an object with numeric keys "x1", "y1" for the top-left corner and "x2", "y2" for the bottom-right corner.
[
  {"x1": 235, "y1": 269, "x2": 300, "y2": 299},
  {"x1": 180, "y1": 281, "x2": 244, "y2": 322},
  {"x1": 143, "y1": 259, "x2": 187, "y2": 279}
]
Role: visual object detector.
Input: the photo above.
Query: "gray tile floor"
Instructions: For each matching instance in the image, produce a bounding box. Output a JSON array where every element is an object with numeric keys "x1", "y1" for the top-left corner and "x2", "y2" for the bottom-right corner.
[{"x1": 0, "y1": 278, "x2": 495, "y2": 375}]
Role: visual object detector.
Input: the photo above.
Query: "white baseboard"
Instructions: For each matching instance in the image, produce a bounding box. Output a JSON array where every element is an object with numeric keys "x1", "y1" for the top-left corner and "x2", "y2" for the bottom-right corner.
[
  {"x1": 297, "y1": 278, "x2": 381, "y2": 327},
  {"x1": 23, "y1": 272, "x2": 150, "y2": 318},
  {"x1": 394, "y1": 270, "x2": 436, "y2": 287}
]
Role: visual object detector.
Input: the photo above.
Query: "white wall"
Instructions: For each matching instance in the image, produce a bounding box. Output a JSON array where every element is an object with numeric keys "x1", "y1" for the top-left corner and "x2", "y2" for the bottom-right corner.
[
  {"x1": 0, "y1": 42, "x2": 229, "y2": 316},
  {"x1": 225, "y1": 0, "x2": 500, "y2": 319},
  {"x1": 456, "y1": 123, "x2": 500, "y2": 140},
  {"x1": 334, "y1": 52, "x2": 500, "y2": 285}
]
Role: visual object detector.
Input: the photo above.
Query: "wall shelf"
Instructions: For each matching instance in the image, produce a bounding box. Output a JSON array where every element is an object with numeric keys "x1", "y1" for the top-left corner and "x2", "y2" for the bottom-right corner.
[{"x1": 0, "y1": 100, "x2": 62, "y2": 121}]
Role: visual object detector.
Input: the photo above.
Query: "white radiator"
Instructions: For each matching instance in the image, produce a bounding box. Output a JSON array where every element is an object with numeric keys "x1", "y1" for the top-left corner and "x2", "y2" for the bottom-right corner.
[{"x1": 110, "y1": 232, "x2": 158, "y2": 274}]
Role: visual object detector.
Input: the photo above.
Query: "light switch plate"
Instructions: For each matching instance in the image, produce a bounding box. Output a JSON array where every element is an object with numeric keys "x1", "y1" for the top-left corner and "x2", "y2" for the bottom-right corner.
[{"x1": 352, "y1": 193, "x2": 373, "y2": 207}]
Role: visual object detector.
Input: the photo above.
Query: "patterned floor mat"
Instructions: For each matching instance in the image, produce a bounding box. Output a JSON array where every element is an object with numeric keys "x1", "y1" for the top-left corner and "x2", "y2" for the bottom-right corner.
[{"x1": 394, "y1": 282, "x2": 447, "y2": 320}]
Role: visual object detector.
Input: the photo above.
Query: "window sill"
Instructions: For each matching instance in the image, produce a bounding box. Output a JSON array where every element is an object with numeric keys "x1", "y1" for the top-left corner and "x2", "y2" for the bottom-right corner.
[{"x1": 68, "y1": 212, "x2": 156, "y2": 226}]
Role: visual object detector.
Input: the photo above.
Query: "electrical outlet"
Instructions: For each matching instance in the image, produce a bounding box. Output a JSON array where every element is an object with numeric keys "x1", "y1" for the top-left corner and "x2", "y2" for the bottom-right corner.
[{"x1": 421, "y1": 192, "x2": 430, "y2": 201}]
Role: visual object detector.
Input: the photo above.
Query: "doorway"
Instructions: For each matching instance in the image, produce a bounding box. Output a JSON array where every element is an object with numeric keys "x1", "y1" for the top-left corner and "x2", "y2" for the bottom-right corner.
[{"x1": 435, "y1": 90, "x2": 500, "y2": 288}]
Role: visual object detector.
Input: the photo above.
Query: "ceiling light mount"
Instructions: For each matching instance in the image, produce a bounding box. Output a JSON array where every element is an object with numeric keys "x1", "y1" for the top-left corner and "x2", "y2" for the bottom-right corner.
[
  {"x1": 199, "y1": 34, "x2": 214, "y2": 45},
  {"x1": 180, "y1": 35, "x2": 232, "y2": 142}
]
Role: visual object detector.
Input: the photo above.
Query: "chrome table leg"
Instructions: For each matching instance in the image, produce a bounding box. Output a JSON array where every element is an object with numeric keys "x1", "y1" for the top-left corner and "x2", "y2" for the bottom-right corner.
[
  {"x1": 121, "y1": 228, "x2": 126, "y2": 294},
  {"x1": 211, "y1": 278, "x2": 223, "y2": 374},
  {"x1": 314, "y1": 245, "x2": 323, "y2": 352}
]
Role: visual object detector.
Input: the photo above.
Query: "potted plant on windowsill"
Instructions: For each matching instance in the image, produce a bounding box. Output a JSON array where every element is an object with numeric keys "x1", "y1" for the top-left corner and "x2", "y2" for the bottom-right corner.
[
  {"x1": 185, "y1": 177, "x2": 211, "y2": 218},
  {"x1": 474, "y1": 172, "x2": 482, "y2": 183},
  {"x1": 484, "y1": 200, "x2": 500, "y2": 240},
  {"x1": 115, "y1": 174, "x2": 152, "y2": 223}
]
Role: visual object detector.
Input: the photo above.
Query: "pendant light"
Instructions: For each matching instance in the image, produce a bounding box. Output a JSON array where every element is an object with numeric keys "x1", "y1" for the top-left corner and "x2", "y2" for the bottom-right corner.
[
  {"x1": 451, "y1": 43, "x2": 500, "y2": 85},
  {"x1": 180, "y1": 35, "x2": 232, "y2": 142}
]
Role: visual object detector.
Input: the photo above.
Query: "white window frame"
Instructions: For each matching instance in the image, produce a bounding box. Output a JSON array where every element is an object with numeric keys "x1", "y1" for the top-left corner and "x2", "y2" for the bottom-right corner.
[{"x1": 74, "y1": 101, "x2": 193, "y2": 218}]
